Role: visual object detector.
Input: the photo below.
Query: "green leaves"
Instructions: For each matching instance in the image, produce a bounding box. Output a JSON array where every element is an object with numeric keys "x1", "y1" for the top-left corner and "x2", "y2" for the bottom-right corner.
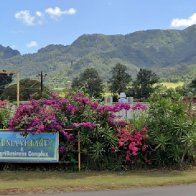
[
  {"x1": 0, "y1": 101, "x2": 12, "y2": 129},
  {"x1": 147, "y1": 94, "x2": 196, "y2": 167},
  {"x1": 132, "y1": 69, "x2": 159, "y2": 100},
  {"x1": 72, "y1": 68, "x2": 103, "y2": 98},
  {"x1": 90, "y1": 142, "x2": 105, "y2": 160},
  {"x1": 109, "y1": 63, "x2": 132, "y2": 95}
]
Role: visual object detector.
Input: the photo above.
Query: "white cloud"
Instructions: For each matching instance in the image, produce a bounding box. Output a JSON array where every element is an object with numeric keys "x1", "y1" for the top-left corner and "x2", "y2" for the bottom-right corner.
[
  {"x1": 45, "y1": 7, "x2": 77, "y2": 18},
  {"x1": 26, "y1": 41, "x2": 38, "y2": 48},
  {"x1": 65, "y1": 8, "x2": 77, "y2": 15},
  {"x1": 45, "y1": 7, "x2": 63, "y2": 17},
  {"x1": 36, "y1": 11, "x2": 43, "y2": 17},
  {"x1": 171, "y1": 13, "x2": 196, "y2": 28},
  {"x1": 15, "y1": 10, "x2": 35, "y2": 26},
  {"x1": 15, "y1": 10, "x2": 43, "y2": 26},
  {"x1": 15, "y1": 7, "x2": 77, "y2": 26}
]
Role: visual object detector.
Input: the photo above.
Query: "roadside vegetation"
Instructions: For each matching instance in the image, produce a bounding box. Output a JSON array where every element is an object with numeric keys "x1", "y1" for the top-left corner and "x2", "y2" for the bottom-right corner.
[
  {"x1": 0, "y1": 65, "x2": 195, "y2": 193},
  {"x1": 0, "y1": 169, "x2": 196, "y2": 195}
]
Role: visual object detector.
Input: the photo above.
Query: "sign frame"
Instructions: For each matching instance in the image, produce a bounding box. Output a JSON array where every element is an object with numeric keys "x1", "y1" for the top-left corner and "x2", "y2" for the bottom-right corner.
[{"x1": 0, "y1": 131, "x2": 59, "y2": 163}]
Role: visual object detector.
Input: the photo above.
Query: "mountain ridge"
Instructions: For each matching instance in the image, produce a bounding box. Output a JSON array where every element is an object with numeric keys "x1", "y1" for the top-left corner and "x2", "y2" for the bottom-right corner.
[{"x1": 0, "y1": 25, "x2": 196, "y2": 86}]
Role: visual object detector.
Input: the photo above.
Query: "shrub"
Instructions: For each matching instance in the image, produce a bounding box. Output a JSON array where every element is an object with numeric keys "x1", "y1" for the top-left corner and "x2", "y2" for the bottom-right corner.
[
  {"x1": 147, "y1": 93, "x2": 196, "y2": 167},
  {"x1": 117, "y1": 127, "x2": 150, "y2": 167},
  {"x1": 0, "y1": 100, "x2": 12, "y2": 129},
  {"x1": 9, "y1": 92, "x2": 149, "y2": 170}
]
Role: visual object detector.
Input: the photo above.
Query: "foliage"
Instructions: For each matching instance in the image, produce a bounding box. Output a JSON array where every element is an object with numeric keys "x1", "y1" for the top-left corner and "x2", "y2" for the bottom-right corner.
[
  {"x1": 9, "y1": 92, "x2": 149, "y2": 170},
  {"x1": 129, "y1": 103, "x2": 148, "y2": 130},
  {"x1": 188, "y1": 78, "x2": 196, "y2": 95},
  {"x1": 1, "y1": 27, "x2": 196, "y2": 85},
  {"x1": 0, "y1": 100, "x2": 12, "y2": 128},
  {"x1": 114, "y1": 103, "x2": 150, "y2": 167},
  {"x1": 109, "y1": 63, "x2": 132, "y2": 95},
  {"x1": 0, "y1": 70, "x2": 13, "y2": 96},
  {"x1": 1, "y1": 78, "x2": 50, "y2": 101},
  {"x1": 190, "y1": 78, "x2": 196, "y2": 89},
  {"x1": 71, "y1": 68, "x2": 103, "y2": 98},
  {"x1": 131, "y1": 69, "x2": 159, "y2": 100},
  {"x1": 117, "y1": 127, "x2": 150, "y2": 167},
  {"x1": 4, "y1": 89, "x2": 196, "y2": 169},
  {"x1": 147, "y1": 92, "x2": 196, "y2": 167}
]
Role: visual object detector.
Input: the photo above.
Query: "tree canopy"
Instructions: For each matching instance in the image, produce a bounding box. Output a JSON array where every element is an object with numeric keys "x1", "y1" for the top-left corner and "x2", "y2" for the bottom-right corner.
[
  {"x1": 71, "y1": 67, "x2": 103, "y2": 98},
  {"x1": 189, "y1": 78, "x2": 196, "y2": 89},
  {"x1": 1, "y1": 78, "x2": 49, "y2": 101},
  {"x1": 109, "y1": 63, "x2": 132, "y2": 95},
  {"x1": 0, "y1": 70, "x2": 13, "y2": 96},
  {"x1": 132, "y1": 68, "x2": 159, "y2": 99}
]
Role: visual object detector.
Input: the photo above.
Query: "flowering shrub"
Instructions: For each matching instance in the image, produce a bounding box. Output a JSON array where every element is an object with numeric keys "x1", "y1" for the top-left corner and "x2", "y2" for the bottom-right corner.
[
  {"x1": 129, "y1": 102, "x2": 148, "y2": 130},
  {"x1": 130, "y1": 102, "x2": 148, "y2": 110},
  {"x1": 5, "y1": 92, "x2": 196, "y2": 169},
  {"x1": 117, "y1": 127, "x2": 150, "y2": 166},
  {"x1": 9, "y1": 92, "x2": 150, "y2": 170}
]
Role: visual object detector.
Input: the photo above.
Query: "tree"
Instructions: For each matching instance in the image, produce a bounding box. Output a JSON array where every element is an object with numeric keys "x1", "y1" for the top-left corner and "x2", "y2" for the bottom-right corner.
[
  {"x1": 0, "y1": 70, "x2": 13, "y2": 96},
  {"x1": 1, "y1": 78, "x2": 49, "y2": 101},
  {"x1": 71, "y1": 68, "x2": 103, "y2": 98},
  {"x1": 185, "y1": 78, "x2": 196, "y2": 96},
  {"x1": 109, "y1": 63, "x2": 132, "y2": 95},
  {"x1": 133, "y1": 68, "x2": 159, "y2": 99},
  {"x1": 189, "y1": 78, "x2": 196, "y2": 89}
]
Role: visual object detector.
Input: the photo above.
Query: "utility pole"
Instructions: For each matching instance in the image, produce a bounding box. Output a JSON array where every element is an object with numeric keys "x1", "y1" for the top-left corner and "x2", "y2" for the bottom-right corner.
[
  {"x1": 40, "y1": 71, "x2": 43, "y2": 97},
  {"x1": 38, "y1": 71, "x2": 47, "y2": 97}
]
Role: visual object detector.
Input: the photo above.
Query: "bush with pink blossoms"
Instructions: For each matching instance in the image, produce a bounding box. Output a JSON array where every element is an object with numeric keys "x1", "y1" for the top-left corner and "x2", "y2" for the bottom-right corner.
[
  {"x1": 9, "y1": 92, "x2": 150, "y2": 170},
  {"x1": 117, "y1": 127, "x2": 150, "y2": 167}
]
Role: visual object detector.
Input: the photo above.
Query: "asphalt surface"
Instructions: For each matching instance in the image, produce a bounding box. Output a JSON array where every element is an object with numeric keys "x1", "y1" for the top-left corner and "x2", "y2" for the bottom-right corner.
[{"x1": 20, "y1": 184, "x2": 196, "y2": 196}]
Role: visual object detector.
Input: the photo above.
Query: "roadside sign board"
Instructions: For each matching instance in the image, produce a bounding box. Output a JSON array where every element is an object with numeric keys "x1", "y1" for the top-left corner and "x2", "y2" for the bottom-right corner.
[{"x1": 0, "y1": 131, "x2": 59, "y2": 163}]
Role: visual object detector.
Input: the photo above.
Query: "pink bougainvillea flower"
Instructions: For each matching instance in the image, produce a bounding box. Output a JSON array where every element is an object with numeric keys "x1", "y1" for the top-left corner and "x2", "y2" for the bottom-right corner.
[
  {"x1": 59, "y1": 146, "x2": 66, "y2": 154},
  {"x1": 72, "y1": 122, "x2": 96, "y2": 129},
  {"x1": 142, "y1": 144, "x2": 149, "y2": 152},
  {"x1": 130, "y1": 102, "x2": 147, "y2": 110}
]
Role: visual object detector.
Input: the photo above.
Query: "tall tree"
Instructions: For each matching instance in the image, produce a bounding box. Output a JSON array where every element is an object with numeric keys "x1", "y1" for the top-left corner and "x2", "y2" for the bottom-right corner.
[
  {"x1": 133, "y1": 68, "x2": 159, "y2": 99},
  {"x1": 71, "y1": 68, "x2": 103, "y2": 98},
  {"x1": 0, "y1": 70, "x2": 13, "y2": 96},
  {"x1": 109, "y1": 63, "x2": 132, "y2": 95}
]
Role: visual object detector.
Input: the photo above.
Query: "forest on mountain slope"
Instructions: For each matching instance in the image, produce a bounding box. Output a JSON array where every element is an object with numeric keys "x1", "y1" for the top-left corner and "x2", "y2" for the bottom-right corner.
[{"x1": 1, "y1": 25, "x2": 196, "y2": 86}]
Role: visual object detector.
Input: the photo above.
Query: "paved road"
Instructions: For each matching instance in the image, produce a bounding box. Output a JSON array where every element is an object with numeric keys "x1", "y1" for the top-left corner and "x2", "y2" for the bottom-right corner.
[{"x1": 21, "y1": 184, "x2": 196, "y2": 196}]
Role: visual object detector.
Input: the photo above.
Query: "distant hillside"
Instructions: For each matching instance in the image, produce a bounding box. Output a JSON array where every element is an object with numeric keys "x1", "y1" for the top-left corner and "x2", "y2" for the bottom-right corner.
[
  {"x1": 0, "y1": 25, "x2": 196, "y2": 87},
  {"x1": 0, "y1": 45, "x2": 20, "y2": 59}
]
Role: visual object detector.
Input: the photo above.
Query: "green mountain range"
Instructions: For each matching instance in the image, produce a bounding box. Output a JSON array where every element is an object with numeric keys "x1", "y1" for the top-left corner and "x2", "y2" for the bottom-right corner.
[{"x1": 1, "y1": 25, "x2": 196, "y2": 87}]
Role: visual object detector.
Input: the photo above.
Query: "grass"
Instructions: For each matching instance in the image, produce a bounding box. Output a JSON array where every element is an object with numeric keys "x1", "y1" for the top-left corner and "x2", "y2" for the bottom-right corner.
[
  {"x1": 160, "y1": 82, "x2": 184, "y2": 89},
  {"x1": 1, "y1": 168, "x2": 196, "y2": 195},
  {"x1": 103, "y1": 82, "x2": 185, "y2": 97}
]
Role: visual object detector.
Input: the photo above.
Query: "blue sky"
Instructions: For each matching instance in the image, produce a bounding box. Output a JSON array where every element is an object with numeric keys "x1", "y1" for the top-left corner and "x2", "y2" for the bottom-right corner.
[{"x1": 1, "y1": 0, "x2": 196, "y2": 54}]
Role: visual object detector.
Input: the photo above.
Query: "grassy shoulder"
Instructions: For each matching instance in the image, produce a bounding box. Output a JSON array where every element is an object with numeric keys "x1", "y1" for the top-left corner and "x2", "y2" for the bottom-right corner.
[{"x1": 0, "y1": 168, "x2": 196, "y2": 195}]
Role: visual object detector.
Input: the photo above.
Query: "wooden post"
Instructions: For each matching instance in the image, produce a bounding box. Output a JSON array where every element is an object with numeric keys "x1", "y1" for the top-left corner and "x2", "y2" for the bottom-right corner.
[
  {"x1": 16, "y1": 72, "x2": 20, "y2": 106},
  {"x1": 78, "y1": 130, "x2": 81, "y2": 171},
  {"x1": 40, "y1": 71, "x2": 43, "y2": 97}
]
